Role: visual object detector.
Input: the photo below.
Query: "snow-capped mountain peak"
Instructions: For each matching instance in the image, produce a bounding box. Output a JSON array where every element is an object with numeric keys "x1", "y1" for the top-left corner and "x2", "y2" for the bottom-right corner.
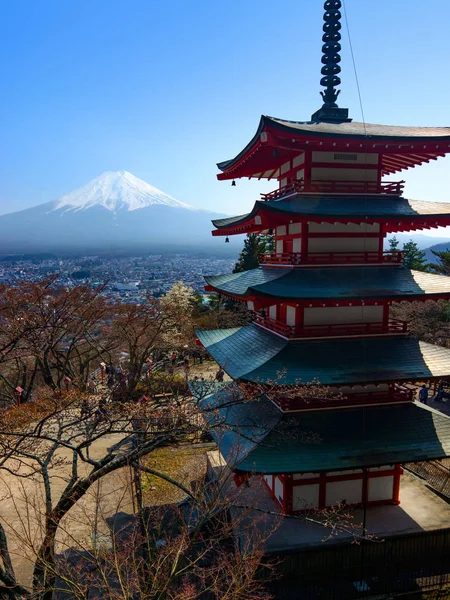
[{"x1": 51, "y1": 171, "x2": 197, "y2": 213}]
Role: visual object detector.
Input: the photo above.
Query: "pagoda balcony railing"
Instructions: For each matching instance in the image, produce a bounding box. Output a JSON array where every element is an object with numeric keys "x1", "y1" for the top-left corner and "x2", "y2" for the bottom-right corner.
[
  {"x1": 259, "y1": 250, "x2": 404, "y2": 267},
  {"x1": 260, "y1": 179, "x2": 405, "y2": 201},
  {"x1": 252, "y1": 313, "x2": 408, "y2": 339},
  {"x1": 274, "y1": 384, "x2": 415, "y2": 412}
]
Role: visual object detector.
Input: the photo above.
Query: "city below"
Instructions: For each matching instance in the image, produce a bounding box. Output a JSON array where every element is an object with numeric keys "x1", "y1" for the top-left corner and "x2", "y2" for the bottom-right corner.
[{"x1": 0, "y1": 252, "x2": 236, "y2": 302}]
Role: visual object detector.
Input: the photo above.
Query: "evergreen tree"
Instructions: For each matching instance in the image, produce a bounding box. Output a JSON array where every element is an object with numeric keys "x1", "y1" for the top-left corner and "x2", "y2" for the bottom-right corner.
[
  {"x1": 402, "y1": 240, "x2": 428, "y2": 271},
  {"x1": 233, "y1": 233, "x2": 274, "y2": 273},
  {"x1": 428, "y1": 249, "x2": 450, "y2": 276},
  {"x1": 388, "y1": 236, "x2": 399, "y2": 251}
]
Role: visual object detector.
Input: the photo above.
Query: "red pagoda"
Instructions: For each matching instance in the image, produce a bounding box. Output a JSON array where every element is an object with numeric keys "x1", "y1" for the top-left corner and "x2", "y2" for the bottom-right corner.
[{"x1": 196, "y1": 1, "x2": 450, "y2": 516}]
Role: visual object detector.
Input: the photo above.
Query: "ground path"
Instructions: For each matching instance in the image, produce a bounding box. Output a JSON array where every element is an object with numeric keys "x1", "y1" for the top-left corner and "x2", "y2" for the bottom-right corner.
[{"x1": 0, "y1": 421, "x2": 133, "y2": 590}]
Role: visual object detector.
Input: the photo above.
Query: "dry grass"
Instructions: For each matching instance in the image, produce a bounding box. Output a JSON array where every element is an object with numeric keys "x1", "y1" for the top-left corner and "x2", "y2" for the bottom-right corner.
[{"x1": 142, "y1": 445, "x2": 212, "y2": 505}]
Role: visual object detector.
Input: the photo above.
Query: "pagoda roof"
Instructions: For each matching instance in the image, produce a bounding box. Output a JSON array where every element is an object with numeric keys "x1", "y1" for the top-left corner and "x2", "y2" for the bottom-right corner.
[
  {"x1": 205, "y1": 266, "x2": 450, "y2": 302},
  {"x1": 198, "y1": 387, "x2": 450, "y2": 474},
  {"x1": 196, "y1": 325, "x2": 450, "y2": 386},
  {"x1": 212, "y1": 197, "x2": 450, "y2": 236},
  {"x1": 217, "y1": 116, "x2": 450, "y2": 180}
]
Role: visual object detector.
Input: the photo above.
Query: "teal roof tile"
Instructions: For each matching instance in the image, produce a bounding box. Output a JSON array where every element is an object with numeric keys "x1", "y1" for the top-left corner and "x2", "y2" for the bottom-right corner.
[
  {"x1": 196, "y1": 325, "x2": 450, "y2": 385},
  {"x1": 200, "y1": 387, "x2": 450, "y2": 473},
  {"x1": 205, "y1": 266, "x2": 450, "y2": 300},
  {"x1": 212, "y1": 197, "x2": 450, "y2": 229}
]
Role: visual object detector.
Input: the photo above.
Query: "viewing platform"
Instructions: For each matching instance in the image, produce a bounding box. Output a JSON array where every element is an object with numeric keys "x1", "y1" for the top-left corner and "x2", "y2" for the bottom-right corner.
[
  {"x1": 259, "y1": 250, "x2": 403, "y2": 267},
  {"x1": 260, "y1": 179, "x2": 405, "y2": 201},
  {"x1": 272, "y1": 383, "x2": 415, "y2": 412},
  {"x1": 252, "y1": 312, "x2": 408, "y2": 340}
]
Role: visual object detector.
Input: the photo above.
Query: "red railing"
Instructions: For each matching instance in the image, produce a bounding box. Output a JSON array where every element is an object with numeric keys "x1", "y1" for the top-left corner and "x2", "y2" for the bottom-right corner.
[
  {"x1": 260, "y1": 179, "x2": 405, "y2": 201},
  {"x1": 259, "y1": 251, "x2": 403, "y2": 266},
  {"x1": 274, "y1": 384, "x2": 415, "y2": 412},
  {"x1": 253, "y1": 313, "x2": 408, "y2": 339},
  {"x1": 252, "y1": 313, "x2": 294, "y2": 337}
]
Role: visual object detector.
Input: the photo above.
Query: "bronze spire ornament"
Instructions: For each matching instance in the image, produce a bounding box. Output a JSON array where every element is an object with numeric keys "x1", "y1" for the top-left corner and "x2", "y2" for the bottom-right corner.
[{"x1": 311, "y1": 0, "x2": 351, "y2": 122}]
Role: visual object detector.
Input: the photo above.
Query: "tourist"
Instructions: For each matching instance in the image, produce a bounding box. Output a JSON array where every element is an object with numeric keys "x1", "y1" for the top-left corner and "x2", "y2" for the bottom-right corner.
[
  {"x1": 419, "y1": 384, "x2": 429, "y2": 405},
  {"x1": 215, "y1": 368, "x2": 225, "y2": 382},
  {"x1": 170, "y1": 352, "x2": 177, "y2": 367}
]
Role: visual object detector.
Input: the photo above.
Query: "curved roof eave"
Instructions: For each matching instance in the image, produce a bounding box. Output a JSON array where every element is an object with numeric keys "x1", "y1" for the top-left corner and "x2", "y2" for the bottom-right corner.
[{"x1": 216, "y1": 115, "x2": 450, "y2": 175}]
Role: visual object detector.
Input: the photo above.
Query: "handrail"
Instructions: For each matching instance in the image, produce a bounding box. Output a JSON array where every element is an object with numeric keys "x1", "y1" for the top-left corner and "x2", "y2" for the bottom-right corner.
[
  {"x1": 260, "y1": 179, "x2": 405, "y2": 201},
  {"x1": 274, "y1": 384, "x2": 415, "y2": 412},
  {"x1": 259, "y1": 251, "x2": 404, "y2": 266},
  {"x1": 253, "y1": 312, "x2": 408, "y2": 339}
]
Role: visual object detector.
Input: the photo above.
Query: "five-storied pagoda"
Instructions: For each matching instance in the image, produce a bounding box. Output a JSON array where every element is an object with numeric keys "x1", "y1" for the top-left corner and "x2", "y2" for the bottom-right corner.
[{"x1": 196, "y1": 1, "x2": 450, "y2": 514}]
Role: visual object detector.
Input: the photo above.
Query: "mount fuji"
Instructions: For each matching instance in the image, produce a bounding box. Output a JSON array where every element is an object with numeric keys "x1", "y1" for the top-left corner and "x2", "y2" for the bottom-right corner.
[{"x1": 0, "y1": 171, "x2": 228, "y2": 254}]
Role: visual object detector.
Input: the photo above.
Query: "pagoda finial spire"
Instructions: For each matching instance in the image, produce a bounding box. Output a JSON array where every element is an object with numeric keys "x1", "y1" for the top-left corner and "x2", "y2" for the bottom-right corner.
[{"x1": 311, "y1": 0, "x2": 351, "y2": 123}]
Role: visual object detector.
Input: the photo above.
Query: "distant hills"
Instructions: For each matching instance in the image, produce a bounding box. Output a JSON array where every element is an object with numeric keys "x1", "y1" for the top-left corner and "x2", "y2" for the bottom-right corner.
[
  {"x1": 0, "y1": 171, "x2": 233, "y2": 255},
  {"x1": 386, "y1": 234, "x2": 450, "y2": 264}
]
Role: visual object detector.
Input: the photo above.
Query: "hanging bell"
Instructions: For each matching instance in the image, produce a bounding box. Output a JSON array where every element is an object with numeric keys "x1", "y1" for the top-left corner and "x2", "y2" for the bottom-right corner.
[
  {"x1": 225, "y1": 237, "x2": 230, "y2": 243},
  {"x1": 268, "y1": 229, "x2": 274, "y2": 235},
  {"x1": 273, "y1": 149, "x2": 279, "y2": 157},
  {"x1": 231, "y1": 180, "x2": 236, "y2": 187}
]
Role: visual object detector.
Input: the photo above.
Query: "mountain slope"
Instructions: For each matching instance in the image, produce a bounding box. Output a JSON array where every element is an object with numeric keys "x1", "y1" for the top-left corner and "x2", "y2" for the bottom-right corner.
[
  {"x1": 52, "y1": 170, "x2": 197, "y2": 213},
  {"x1": 0, "y1": 172, "x2": 227, "y2": 254}
]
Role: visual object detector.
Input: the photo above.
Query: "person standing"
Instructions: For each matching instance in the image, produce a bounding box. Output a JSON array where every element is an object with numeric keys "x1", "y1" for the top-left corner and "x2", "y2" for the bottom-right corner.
[{"x1": 419, "y1": 384, "x2": 429, "y2": 405}]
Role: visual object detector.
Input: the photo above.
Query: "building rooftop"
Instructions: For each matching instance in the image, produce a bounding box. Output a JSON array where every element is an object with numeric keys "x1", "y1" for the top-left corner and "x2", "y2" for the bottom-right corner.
[
  {"x1": 201, "y1": 389, "x2": 450, "y2": 473},
  {"x1": 196, "y1": 325, "x2": 450, "y2": 385},
  {"x1": 205, "y1": 266, "x2": 450, "y2": 301},
  {"x1": 212, "y1": 197, "x2": 450, "y2": 234},
  {"x1": 226, "y1": 470, "x2": 450, "y2": 554},
  {"x1": 217, "y1": 115, "x2": 450, "y2": 180}
]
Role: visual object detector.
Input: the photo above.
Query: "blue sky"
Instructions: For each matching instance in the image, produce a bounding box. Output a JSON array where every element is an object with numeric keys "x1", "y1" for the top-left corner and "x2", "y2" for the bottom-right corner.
[{"x1": 1, "y1": 0, "x2": 450, "y2": 236}]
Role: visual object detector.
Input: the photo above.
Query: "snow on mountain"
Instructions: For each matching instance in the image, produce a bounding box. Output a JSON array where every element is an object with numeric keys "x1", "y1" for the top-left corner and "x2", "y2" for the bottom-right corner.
[
  {"x1": 0, "y1": 171, "x2": 229, "y2": 254},
  {"x1": 51, "y1": 171, "x2": 198, "y2": 214}
]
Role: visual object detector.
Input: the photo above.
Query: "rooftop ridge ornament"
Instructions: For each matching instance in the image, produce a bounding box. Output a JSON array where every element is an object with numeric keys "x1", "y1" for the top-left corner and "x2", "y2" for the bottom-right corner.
[{"x1": 311, "y1": 0, "x2": 351, "y2": 123}]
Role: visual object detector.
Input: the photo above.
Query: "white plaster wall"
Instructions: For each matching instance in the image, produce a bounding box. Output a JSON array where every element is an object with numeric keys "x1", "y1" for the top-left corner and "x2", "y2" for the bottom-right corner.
[
  {"x1": 276, "y1": 239, "x2": 284, "y2": 253},
  {"x1": 308, "y1": 223, "x2": 380, "y2": 234},
  {"x1": 281, "y1": 161, "x2": 291, "y2": 175},
  {"x1": 308, "y1": 237, "x2": 379, "y2": 253},
  {"x1": 311, "y1": 151, "x2": 379, "y2": 164},
  {"x1": 296, "y1": 168, "x2": 305, "y2": 180},
  {"x1": 286, "y1": 306, "x2": 296, "y2": 326},
  {"x1": 326, "y1": 480, "x2": 362, "y2": 506},
  {"x1": 280, "y1": 177, "x2": 288, "y2": 187},
  {"x1": 276, "y1": 225, "x2": 287, "y2": 236},
  {"x1": 293, "y1": 154, "x2": 305, "y2": 168},
  {"x1": 269, "y1": 305, "x2": 277, "y2": 320},
  {"x1": 293, "y1": 484, "x2": 320, "y2": 510},
  {"x1": 288, "y1": 222, "x2": 302, "y2": 235},
  {"x1": 274, "y1": 477, "x2": 284, "y2": 505},
  {"x1": 311, "y1": 167, "x2": 378, "y2": 182},
  {"x1": 292, "y1": 238, "x2": 301, "y2": 252},
  {"x1": 247, "y1": 301, "x2": 255, "y2": 311},
  {"x1": 368, "y1": 476, "x2": 394, "y2": 502},
  {"x1": 264, "y1": 475, "x2": 273, "y2": 489},
  {"x1": 254, "y1": 216, "x2": 262, "y2": 225},
  {"x1": 304, "y1": 306, "x2": 384, "y2": 326}
]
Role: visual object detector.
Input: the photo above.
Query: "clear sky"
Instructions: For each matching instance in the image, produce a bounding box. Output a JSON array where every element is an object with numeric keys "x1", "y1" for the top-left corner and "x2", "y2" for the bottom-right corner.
[{"x1": 1, "y1": 0, "x2": 450, "y2": 236}]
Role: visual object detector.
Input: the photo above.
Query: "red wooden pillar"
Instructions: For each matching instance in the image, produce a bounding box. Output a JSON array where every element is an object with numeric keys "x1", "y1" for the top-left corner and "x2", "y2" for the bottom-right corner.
[
  {"x1": 284, "y1": 475, "x2": 293, "y2": 514},
  {"x1": 362, "y1": 468, "x2": 369, "y2": 504},
  {"x1": 301, "y1": 222, "x2": 309, "y2": 259},
  {"x1": 382, "y1": 302, "x2": 390, "y2": 328},
  {"x1": 392, "y1": 464, "x2": 403, "y2": 504},
  {"x1": 318, "y1": 472, "x2": 327, "y2": 509}
]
